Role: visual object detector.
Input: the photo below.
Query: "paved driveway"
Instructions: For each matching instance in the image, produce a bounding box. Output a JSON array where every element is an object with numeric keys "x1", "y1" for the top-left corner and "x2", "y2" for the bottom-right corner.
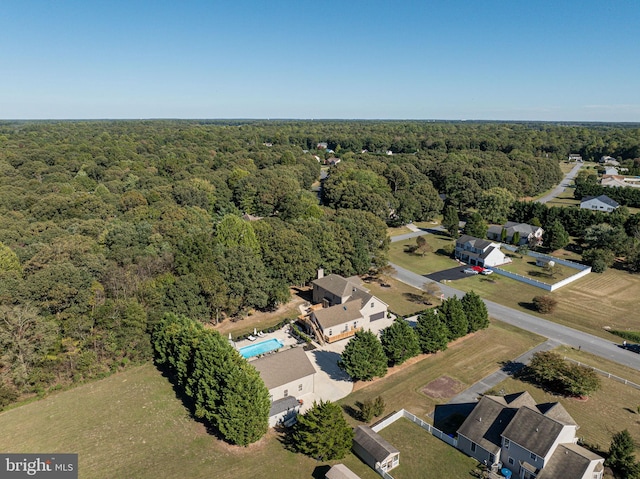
[{"x1": 426, "y1": 266, "x2": 475, "y2": 282}]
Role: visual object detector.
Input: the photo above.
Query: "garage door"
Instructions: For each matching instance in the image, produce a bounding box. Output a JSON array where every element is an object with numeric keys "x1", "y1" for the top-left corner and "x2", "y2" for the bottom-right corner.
[{"x1": 370, "y1": 312, "x2": 385, "y2": 321}]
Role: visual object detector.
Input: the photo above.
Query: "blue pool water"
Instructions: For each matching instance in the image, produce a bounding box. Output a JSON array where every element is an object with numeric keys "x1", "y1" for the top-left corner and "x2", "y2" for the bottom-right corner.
[{"x1": 239, "y1": 338, "x2": 284, "y2": 359}]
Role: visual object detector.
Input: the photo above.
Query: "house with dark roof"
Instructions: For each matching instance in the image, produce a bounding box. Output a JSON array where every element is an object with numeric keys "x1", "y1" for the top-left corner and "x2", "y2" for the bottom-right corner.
[
  {"x1": 487, "y1": 222, "x2": 544, "y2": 247},
  {"x1": 310, "y1": 273, "x2": 388, "y2": 343},
  {"x1": 455, "y1": 235, "x2": 511, "y2": 268},
  {"x1": 352, "y1": 426, "x2": 400, "y2": 473},
  {"x1": 251, "y1": 347, "x2": 316, "y2": 427},
  {"x1": 456, "y1": 392, "x2": 604, "y2": 479},
  {"x1": 580, "y1": 195, "x2": 619, "y2": 212}
]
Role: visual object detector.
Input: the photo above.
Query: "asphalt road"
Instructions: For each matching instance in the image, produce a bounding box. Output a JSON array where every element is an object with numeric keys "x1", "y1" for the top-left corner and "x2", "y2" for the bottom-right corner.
[
  {"x1": 536, "y1": 161, "x2": 583, "y2": 204},
  {"x1": 389, "y1": 261, "x2": 640, "y2": 371}
]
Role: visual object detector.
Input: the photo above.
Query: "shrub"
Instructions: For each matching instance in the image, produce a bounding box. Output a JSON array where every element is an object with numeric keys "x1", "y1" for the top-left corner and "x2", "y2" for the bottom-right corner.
[{"x1": 532, "y1": 295, "x2": 558, "y2": 314}]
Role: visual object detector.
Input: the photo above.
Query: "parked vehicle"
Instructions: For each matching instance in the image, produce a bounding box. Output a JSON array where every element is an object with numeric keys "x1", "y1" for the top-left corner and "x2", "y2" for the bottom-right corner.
[
  {"x1": 481, "y1": 269, "x2": 493, "y2": 275},
  {"x1": 463, "y1": 268, "x2": 479, "y2": 274}
]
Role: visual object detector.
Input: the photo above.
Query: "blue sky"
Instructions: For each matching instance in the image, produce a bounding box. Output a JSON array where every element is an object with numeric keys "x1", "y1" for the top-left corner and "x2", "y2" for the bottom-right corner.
[{"x1": 1, "y1": 0, "x2": 639, "y2": 121}]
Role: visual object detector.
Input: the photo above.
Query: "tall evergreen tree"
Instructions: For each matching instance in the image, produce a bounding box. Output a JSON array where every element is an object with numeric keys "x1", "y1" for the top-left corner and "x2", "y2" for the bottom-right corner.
[
  {"x1": 464, "y1": 212, "x2": 488, "y2": 239},
  {"x1": 461, "y1": 291, "x2": 489, "y2": 332},
  {"x1": 415, "y1": 308, "x2": 449, "y2": 353},
  {"x1": 338, "y1": 330, "x2": 387, "y2": 381},
  {"x1": 380, "y1": 318, "x2": 420, "y2": 366},
  {"x1": 544, "y1": 219, "x2": 570, "y2": 251},
  {"x1": 291, "y1": 400, "x2": 354, "y2": 460},
  {"x1": 216, "y1": 361, "x2": 270, "y2": 446},
  {"x1": 606, "y1": 429, "x2": 640, "y2": 479},
  {"x1": 441, "y1": 205, "x2": 460, "y2": 238},
  {"x1": 438, "y1": 296, "x2": 469, "y2": 340}
]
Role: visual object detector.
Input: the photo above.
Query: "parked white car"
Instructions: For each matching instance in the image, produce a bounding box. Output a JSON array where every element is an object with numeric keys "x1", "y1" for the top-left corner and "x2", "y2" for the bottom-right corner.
[{"x1": 463, "y1": 268, "x2": 479, "y2": 274}]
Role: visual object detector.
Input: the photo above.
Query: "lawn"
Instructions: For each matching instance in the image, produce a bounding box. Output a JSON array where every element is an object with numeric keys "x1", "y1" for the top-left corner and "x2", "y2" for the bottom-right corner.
[
  {"x1": 499, "y1": 252, "x2": 579, "y2": 284},
  {"x1": 340, "y1": 320, "x2": 545, "y2": 419},
  {"x1": 0, "y1": 364, "x2": 379, "y2": 479},
  {"x1": 491, "y1": 345, "x2": 640, "y2": 454},
  {"x1": 364, "y1": 277, "x2": 440, "y2": 317},
  {"x1": 376, "y1": 418, "x2": 478, "y2": 479},
  {"x1": 389, "y1": 234, "x2": 458, "y2": 275}
]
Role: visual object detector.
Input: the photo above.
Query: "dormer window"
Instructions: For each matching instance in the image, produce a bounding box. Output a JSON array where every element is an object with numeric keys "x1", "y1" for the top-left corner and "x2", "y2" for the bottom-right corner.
[
  {"x1": 504, "y1": 438, "x2": 510, "y2": 449},
  {"x1": 530, "y1": 452, "x2": 537, "y2": 461}
]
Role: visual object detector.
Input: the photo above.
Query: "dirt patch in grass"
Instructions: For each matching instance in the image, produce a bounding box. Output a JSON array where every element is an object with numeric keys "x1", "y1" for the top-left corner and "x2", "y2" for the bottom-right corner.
[{"x1": 421, "y1": 376, "x2": 465, "y2": 399}]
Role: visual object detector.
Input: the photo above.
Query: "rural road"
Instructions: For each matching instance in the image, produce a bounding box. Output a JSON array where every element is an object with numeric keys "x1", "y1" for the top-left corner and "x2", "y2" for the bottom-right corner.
[
  {"x1": 536, "y1": 161, "x2": 583, "y2": 204},
  {"x1": 388, "y1": 259, "x2": 640, "y2": 371}
]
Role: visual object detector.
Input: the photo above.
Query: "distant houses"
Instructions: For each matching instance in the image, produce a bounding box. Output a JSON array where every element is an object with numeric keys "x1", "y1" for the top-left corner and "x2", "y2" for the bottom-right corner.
[
  {"x1": 568, "y1": 154, "x2": 583, "y2": 162},
  {"x1": 580, "y1": 195, "x2": 619, "y2": 212},
  {"x1": 487, "y1": 222, "x2": 544, "y2": 247}
]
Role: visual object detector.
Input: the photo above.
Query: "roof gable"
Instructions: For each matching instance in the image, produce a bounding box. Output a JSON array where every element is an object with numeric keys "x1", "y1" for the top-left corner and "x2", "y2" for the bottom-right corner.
[
  {"x1": 537, "y1": 443, "x2": 603, "y2": 479},
  {"x1": 313, "y1": 299, "x2": 364, "y2": 329},
  {"x1": 354, "y1": 426, "x2": 399, "y2": 462},
  {"x1": 312, "y1": 274, "x2": 367, "y2": 299},
  {"x1": 457, "y1": 396, "x2": 517, "y2": 454},
  {"x1": 502, "y1": 406, "x2": 565, "y2": 457}
]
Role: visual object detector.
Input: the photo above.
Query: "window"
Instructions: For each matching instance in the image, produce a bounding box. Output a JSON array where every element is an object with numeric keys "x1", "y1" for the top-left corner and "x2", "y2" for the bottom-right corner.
[
  {"x1": 504, "y1": 438, "x2": 510, "y2": 449},
  {"x1": 353, "y1": 321, "x2": 357, "y2": 328},
  {"x1": 470, "y1": 443, "x2": 476, "y2": 452},
  {"x1": 530, "y1": 452, "x2": 537, "y2": 461},
  {"x1": 371, "y1": 302, "x2": 374, "y2": 308},
  {"x1": 328, "y1": 329, "x2": 332, "y2": 336},
  {"x1": 283, "y1": 389, "x2": 288, "y2": 397},
  {"x1": 298, "y1": 384, "x2": 303, "y2": 392},
  {"x1": 508, "y1": 457, "x2": 514, "y2": 465}
]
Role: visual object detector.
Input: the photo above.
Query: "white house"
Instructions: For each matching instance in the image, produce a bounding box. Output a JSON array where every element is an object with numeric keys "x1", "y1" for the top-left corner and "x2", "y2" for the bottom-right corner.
[
  {"x1": 487, "y1": 222, "x2": 544, "y2": 247},
  {"x1": 455, "y1": 235, "x2": 511, "y2": 268},
  {"x1": 456, "y1": 392, "x2": 604, "y2": 479},
  {"x1": 309, "y1": 273, "x2": 388, "y2": 343},
  {"x1": 580, "y1": 195, "x2": 619, "y2": 213},
  {"x1": 251, "y1": 347, "x2": 316, "y2": 427}
]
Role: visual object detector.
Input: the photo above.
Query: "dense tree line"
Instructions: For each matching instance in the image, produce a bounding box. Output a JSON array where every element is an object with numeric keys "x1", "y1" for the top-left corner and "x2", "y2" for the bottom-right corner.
[
  {"x1": 152, "y1": 313, "x2": 270, "y2": 445},
  {"x1": 0, "y1": 120, "x2": 636, "y2": 405}
]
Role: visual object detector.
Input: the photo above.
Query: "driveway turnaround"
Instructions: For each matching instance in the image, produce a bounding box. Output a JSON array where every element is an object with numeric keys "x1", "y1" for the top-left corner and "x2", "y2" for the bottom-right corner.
[{"x1": 390, "y1": 262, "x2": 640, "y2": 371}]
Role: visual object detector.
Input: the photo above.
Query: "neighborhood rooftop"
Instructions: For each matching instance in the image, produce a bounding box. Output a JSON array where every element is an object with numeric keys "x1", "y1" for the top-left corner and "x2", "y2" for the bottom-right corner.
[
  {"x1": 354, "y1": 425, "x2": 400, "y2": 463},
  {"x1": 251, "y1": 347, "x2": 316, "y2": 390},
  {"x1": 311, "y1": 274, "x2": 367, "y2": 299}
]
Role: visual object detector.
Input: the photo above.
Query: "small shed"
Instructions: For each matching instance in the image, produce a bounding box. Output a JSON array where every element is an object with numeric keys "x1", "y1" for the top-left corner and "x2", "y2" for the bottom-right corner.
[
  {"x1": 536, "y1": 258, "x2": 555, "y2": 268},
  {"x1": 325, "y1": 464, "x2": 361, "y2": 479},
  {"x1": 352, "y1": 426, "x2": 400, "y2": 473}
]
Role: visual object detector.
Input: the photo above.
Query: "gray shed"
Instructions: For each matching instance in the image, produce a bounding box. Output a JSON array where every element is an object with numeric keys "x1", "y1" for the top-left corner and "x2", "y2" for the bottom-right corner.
[{"x1": 352, "y1": 426, "x2": 399, "y2": 473}]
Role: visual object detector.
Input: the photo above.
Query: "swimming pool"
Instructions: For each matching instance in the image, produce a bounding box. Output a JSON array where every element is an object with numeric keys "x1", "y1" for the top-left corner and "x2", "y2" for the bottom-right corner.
[{"x1": 239, "y1": 338, "x2": 284, "y2": 359}]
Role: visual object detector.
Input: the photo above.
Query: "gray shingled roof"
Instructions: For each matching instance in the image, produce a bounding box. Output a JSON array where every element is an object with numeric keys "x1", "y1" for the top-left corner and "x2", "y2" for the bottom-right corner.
[
  {"x1": 312, "y1": 299, "x2": 363, "y2": 330},
  {"x1": 501, "y1": 406, "x2": 564, "y2": 458},
  {"x1": 456, "y1": 395, "x2": 518, "y2": 454},
  {"x1": 457, "y1": 234, "x2": 495, "y2": 251},
  {"x1": 325, "y1": 464, "x2": 361, "y2": 479},
  {"x1": 581, "y1": 194, "x2": 619, "y2": 208},
  {"x1": 537, "y1": 443, "x2": 603, "y2": 479},
  {"x1": 251, "y1": 347, "x2": 316, "y2": 390},
  {"x1": 354, "y1": 426, "x2": 399, "y2": 463},
  {"x1": 312, "y1": 274, "x2": 366, "y2": 299},
  {"x1": 538, "y1": 402, "x2": 576, "y2": 426},
  {"x1": 269, "y1": 395, "x2": 300, "y2": 416}
]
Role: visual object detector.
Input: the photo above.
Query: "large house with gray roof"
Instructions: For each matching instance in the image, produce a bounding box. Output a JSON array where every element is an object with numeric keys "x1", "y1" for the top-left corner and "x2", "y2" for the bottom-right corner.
[
  {"x1": 455, "y1": 235, "x2": 511, "y2": 268},
  {"x1": 251, "y1": 347, "x2": 316, "y2": 427},
  {"x1": 309, "y1": 273, "x2": 388, "y2": 343},
  {"x1": 456, "y1": 392, "x2": 604, "y2": 479},
  {"x1": 487, "y1": 222, "x2": 544, "y2": 247},
  {"x1": 580, "y1": 195, "x2": 619, "y2": 212}
]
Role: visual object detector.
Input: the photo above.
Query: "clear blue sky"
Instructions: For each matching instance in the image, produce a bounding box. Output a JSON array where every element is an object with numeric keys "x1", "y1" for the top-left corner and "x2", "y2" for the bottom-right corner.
[{"x1": 2, "y1": 0, "x2": 639, "y2": 121}]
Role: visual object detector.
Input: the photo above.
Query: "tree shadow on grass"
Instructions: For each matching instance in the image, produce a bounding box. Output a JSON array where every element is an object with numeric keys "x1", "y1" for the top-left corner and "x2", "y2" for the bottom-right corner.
[
  {"x1": 518, "y1": 301, "x2": 537, "y2": 312},
  {"x1": 403, "y1": 292, "x2": 430, "y2": 304},
  {"x1": 342, "y1": 403, "x2": 363, "y2": 422}
]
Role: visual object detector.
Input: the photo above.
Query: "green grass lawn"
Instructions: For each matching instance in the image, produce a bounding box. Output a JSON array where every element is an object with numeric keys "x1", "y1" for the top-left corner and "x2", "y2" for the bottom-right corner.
[
  {"x1": 499, "y1": 252, "x2": 578, "y2": 284},
  {"x1": 0, "y1": 364, "x2": 380, "y2": 479},
  {"x1": 389, "y1": 234, "x2": 458, "y2": 275},
  {"x1": 376, "y1": 418, "x2": 479, "y2": 479},
  {"x1": 492, "y1": 345, "x2": 640, "y2": 454},
  {"x1": 365, "y1": 277, "x2": 440, "y2": 317},
  {"x1": 340, "y1": 320, "x2": 545, "y2": 420}
]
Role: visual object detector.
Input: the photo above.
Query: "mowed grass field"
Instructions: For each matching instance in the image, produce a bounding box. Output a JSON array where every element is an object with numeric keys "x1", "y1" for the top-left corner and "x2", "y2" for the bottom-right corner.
[
  {"x1": 376, "y1": 418, "x2": 478, "y2": 479},
  {"x1": 0, "y1": 364, "x2": 380, "y2": 479},
  {"x1": 0, "y1": 320, "x2": 543, "y2": 479},
  {"x1": 493, "y1": 345, "x2": 640, "y2": 453},
  {"x1": 340, "y1": 320, "x2": 545, "y2": 419},
  {"x1": 390, "y1": 234, "x2": 640, "y2": 339},
  {"x1": 365, "y1": 277, "x2": 441, "y2": 317}
]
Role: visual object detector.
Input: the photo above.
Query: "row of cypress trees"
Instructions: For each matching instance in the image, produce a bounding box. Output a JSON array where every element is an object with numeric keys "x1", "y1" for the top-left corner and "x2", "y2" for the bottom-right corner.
[{"x1": 152, "y1": 313, "x2": 270, "y2": 446}]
